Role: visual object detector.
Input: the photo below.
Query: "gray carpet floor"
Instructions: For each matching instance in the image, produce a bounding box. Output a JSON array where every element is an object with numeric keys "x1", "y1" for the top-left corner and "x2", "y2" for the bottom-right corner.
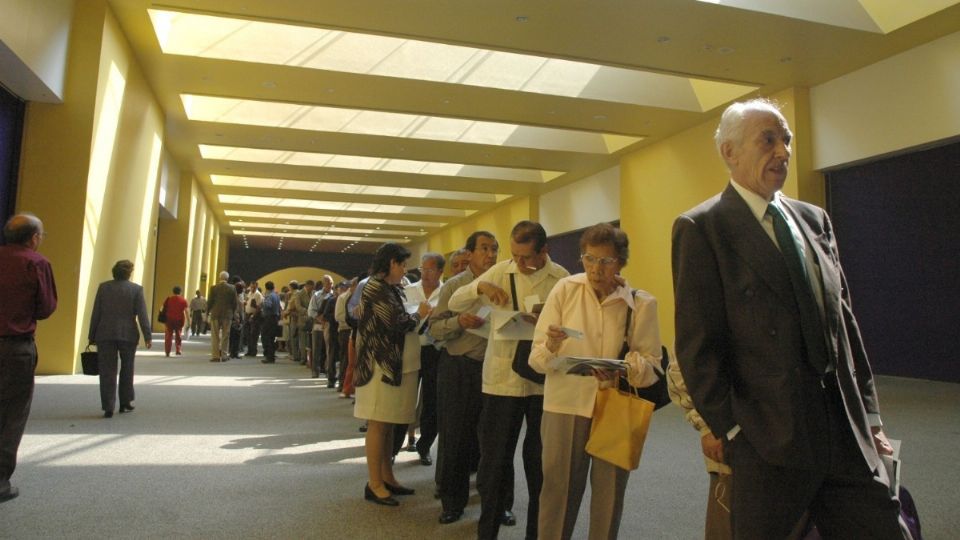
[{"x1": 1, "y1": 333, "x2": 957, "y2": 539}]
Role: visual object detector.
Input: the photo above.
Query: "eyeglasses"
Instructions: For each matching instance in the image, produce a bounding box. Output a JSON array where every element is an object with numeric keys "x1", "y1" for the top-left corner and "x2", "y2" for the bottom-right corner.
[{"x1": 580, "y1": 254, "x2": 618, "y2": 267}]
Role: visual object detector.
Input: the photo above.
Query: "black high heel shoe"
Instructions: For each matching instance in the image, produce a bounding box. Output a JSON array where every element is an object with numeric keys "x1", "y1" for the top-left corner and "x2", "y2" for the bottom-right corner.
[
  {"x1": 384, "y1": 483, "x2": 415, "y2": 496},
  {"x1": 364, "y1": 484, "x2": 399, "y2": 506},
  {"x1": 119, "y1": 404, "x2": 135, "y2": 413}
]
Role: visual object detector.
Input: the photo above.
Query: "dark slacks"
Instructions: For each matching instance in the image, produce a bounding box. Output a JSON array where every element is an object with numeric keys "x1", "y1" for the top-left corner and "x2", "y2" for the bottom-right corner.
[
  {"x1": 0, "y1": 338, "x2": 36, "y2": 487},
  {"x1": 415, "y1": 344, "x2": 441, "y2": 458},
  {"x1": 311, "y1": 329, "x2": 325, "y2": 377},
  {"x1": 261, "y1": 315, "x2": 278, "y2": 360},
  {"x1": 97, "y1": 340, "x2": 137, "y2": 412},
  {"x1": 229, "y1": 322, "x2": 242, "y2": 358},
  {"x1": 324, "y1": 325, "x2": 339, "y2": 386},
  {"x1": 245, "y1": 315, "x2": 261, "y2": 356},
  {"x1": 477, "y1": 393, "x2": 542, "y2": 540},
  {"x1": 190, "y1": 310, "x2": 204, "y2": 336},
  {"x1": 730, "y1": 378, "x2": 907, "y2": 540},
  {"x1": 437, "y1": 351, "x2": 483, "y2": 513}
]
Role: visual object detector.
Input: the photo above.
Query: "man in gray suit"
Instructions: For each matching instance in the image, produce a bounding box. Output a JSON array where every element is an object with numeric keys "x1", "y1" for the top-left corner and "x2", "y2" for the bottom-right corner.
[
  {"x1": 672, "y1": 99, "x2": 908, "y2": 539},
  {"x1": 207, "y1": 271, "x2": 238, "y2": 362}
]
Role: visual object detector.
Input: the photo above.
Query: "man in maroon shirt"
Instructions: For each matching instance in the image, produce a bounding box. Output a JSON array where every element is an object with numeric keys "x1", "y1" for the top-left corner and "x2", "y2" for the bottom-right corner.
[{"x1": 0, "y1": 213, "x2": 58, "y2": 503}]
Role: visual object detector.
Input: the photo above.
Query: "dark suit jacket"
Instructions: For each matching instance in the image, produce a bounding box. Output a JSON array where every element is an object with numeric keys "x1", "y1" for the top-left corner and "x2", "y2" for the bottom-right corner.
[
  {"x1": 88, "y1": 279, "x2": 151, "y2": 344},
  {"x1": 672, "y1": 183, "x2": 881, "y2": 472}
]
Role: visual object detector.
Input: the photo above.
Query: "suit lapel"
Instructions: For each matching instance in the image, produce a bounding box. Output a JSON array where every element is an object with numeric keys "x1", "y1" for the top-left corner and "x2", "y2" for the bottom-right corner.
[
  {"x1": 717, "y1": 185, "x2": 795, "y2": 306},
  {"x1": 781, "y1": 199, "x2": 843, "y2": 348}
]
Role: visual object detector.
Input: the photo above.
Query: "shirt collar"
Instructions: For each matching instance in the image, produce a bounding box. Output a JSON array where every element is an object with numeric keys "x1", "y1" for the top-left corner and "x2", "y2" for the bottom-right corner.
[{"x1": 730, "y1": 180, "x2": 784, "y2": 224}]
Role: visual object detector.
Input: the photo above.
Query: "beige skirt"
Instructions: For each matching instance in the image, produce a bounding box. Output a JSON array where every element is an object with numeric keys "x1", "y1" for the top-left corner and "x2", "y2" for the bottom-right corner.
[{"x1": 354, "y1": 361, "x2": 418, "y2": 424}]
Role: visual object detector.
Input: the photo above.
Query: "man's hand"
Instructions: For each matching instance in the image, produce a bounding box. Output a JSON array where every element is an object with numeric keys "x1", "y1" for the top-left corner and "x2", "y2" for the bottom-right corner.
[
  {"x1": 457, "y1": 312, "x2": 486, "y2": 329},
  {"x1": 145, "y1": 341, "x2": 153, "y2": 350},
  {"x1": 477, "y1": 281, "x2": 509, "y2": 306},
  {"x1": 545, "y1": 324, "x2": 568, "y2": 353},
  {"x1": 701, "y1": 433, "x2": 725, "y2": 463},
  {"x1": 872, "y1": 426, "x2": 895, "y2": 456}
]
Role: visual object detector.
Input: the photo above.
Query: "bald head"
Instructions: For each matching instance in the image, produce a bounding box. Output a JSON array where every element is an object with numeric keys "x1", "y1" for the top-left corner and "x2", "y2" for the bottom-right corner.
[{"x1": 3, "y1": 213, "x2": 44, "y2": 249}]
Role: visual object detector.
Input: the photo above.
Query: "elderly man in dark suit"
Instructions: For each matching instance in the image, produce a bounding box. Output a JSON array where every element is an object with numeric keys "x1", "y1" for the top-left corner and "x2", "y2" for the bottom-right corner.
[{"x1": 672, "y1": 99, "x2": 909, "y2": 539}]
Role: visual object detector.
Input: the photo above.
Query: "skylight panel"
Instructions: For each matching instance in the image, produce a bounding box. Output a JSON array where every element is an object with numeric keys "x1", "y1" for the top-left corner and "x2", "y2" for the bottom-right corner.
[
  {"x1": 184, "y1": 95, "x2": 637, "y2": 153},
  {"x1": 210, "y1": 174, "x2": 501, "y2": 202},
  {"x1": 150, "y1": 9, "x2": 757, "y2": 111},
  {"x1": 218, "y1": 194, "x2": 467, "y2": 217},
  {"x1": 224, "y1": 209, "x2": 444, "y2": 228},
  {"x1": 200, "y1": 145, "x2": 561, "y2": 181}
]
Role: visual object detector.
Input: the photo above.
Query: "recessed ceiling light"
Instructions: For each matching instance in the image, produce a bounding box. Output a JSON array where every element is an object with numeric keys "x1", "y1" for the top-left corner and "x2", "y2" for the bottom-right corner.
[
  {"x1": 593, "y1": 114, "x2": 607, "y2": 121},
  {"x1": 717, "y1": 47, "x2": 735, "y2": 55},
  {"x1": 515, "y1": 15, "x2": 528, "y2": 23},
  {"x1": 261, "y1": 81, "x2": 276, "y2": 88},
  {"x1": 656, "y1": 36, "x2": 671, "y2": 44},
  {"x1": 779, "y1": 56, "x2": 793, "y2": 63}
]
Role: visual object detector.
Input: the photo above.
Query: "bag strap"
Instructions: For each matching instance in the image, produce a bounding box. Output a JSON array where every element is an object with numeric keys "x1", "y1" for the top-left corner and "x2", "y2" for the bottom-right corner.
[{"x1": 509, "y1": 273, "x2": 519, "y2": 311}]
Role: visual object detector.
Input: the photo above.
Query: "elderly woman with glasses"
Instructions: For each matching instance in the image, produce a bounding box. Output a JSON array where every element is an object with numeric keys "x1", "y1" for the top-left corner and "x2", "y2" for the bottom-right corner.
[{"x1": 529, "y1": 222, "x2": 663, "y2": 540}]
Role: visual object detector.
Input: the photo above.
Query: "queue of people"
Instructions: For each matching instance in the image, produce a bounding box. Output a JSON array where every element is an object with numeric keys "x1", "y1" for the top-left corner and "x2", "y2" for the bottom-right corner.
[{"x1": 0, "y1": 98, "x2": 911, "y2": 540}]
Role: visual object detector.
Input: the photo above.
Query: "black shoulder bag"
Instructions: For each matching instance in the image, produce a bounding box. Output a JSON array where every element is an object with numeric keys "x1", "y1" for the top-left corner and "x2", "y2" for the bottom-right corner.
[
  {"x1": 617, "y1": 292, "x2": 671, "y2": 409},
  {"x1": 509, "y1": 273, "x2": 545, "y2": 384}
]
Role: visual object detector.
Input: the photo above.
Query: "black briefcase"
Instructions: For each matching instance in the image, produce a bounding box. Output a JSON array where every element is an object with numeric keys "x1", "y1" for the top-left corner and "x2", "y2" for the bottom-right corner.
[{"x1": 80, "y1": 346, "x2": 99, "y2": 376}]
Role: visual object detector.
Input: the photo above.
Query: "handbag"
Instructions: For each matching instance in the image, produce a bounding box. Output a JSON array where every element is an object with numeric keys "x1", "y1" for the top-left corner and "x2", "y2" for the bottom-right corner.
[
  {"x1": 617, "y1": 291, "x2": 671, "y2": 409},
  {"x1": 80, "y1": 345, "x2": 99, "y2": 376},
  {"x1": 585, "y1": 379, "x2": 655, "y2": 471},
  {"x1": 508, "y1": 274, "x2": 545, "y2": 384},
  {"x1": 158, "y1": 303, "x2": 167, "y2": 323}
]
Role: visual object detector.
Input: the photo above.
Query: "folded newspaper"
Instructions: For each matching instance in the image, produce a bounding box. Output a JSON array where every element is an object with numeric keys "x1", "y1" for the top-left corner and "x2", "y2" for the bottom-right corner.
[{"x1": 550, "y1": 356, "x2": 627, "y2": 375}]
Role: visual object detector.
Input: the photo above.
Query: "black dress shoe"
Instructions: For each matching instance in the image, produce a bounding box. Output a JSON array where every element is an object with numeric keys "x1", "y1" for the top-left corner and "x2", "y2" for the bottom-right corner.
[
  {"x1": 119, "y1": 404, "x2": 135, "y2": 413},
  {"x1": 103, "y1": 411, "x2": 113, "y2": 418},
  {"x1": 0, "y1": 486, "x2": 19, "y2": 503},
  {"x1": 438, "y1": 509, "x2": 464, "y2": 524},
  {"x1": 384, "y1": 483, "x2": 414, "y2": 496},
  {"x1": 501, "y1": 510, "x2": 517, "y2": 526},
  {"x1": 419, "y1": 454, "x2": 433, "y2": 466},
  {"x1": 364, "y1": 484, "x2": 399, "y2": 506}
]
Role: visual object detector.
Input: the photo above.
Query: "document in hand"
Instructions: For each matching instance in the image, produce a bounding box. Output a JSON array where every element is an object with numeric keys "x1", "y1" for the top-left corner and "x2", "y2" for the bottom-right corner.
[
  {"x1": 550, "y1": 356, "x2": 628, "y2": 376},
  {"x1": 465, "y1": 305, "x2": 493, "y2": 339},
  {"x1": 493, "y1": 310, "x2": 538, "y2": 341}
]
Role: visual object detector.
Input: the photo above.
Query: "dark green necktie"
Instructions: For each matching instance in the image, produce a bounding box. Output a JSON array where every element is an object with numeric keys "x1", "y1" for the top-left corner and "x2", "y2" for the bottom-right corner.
[{"x1": 767, "y1": 203, "x2": 828, "y2": 374}]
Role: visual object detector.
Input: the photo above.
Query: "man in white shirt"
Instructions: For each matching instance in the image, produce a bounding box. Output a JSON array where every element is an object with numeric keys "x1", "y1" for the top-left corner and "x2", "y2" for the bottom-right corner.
[
  {"x1": 448, "y1": 221, "x2": 568, "y2": 539},
  {"x1": 244, "y1": 281, "x2": 263, "y2": 357},
  {"x1": 403, "y1": 253, "x2": 446, "y2": 465}
]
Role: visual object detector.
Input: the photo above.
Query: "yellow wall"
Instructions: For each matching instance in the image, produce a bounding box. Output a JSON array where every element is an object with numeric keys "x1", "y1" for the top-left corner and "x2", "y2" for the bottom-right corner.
[
  {"x1": 619, "y1": 88, "x2": 815, "y2": 351},
  {"x1": 17, "y1": 2, "x2": 173, "y2": 374},
  {"x1": 426, "y1": 196, "x2": 536, "y2": 259}
]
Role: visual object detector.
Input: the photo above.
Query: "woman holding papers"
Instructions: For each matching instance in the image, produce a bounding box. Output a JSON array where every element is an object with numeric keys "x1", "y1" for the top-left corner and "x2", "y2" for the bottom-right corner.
[
  {"x1": 355, "y1": 242, "x2": 432, "y2": 507},
  {"x1": 529, "y1": 223, "x2": 663, "y2": 540}
]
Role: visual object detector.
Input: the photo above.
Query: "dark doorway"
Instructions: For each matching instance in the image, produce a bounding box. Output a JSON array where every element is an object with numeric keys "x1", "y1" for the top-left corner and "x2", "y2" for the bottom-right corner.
[{"x1": 0, "y1": 85, "x2": 26, "y2": 242}]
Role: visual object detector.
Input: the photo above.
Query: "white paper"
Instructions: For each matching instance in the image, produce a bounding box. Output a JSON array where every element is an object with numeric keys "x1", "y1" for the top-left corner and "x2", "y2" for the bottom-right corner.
[
  {"x1": 492, "y1": 310, "x2": 536, "y2": 341},
  {"x1": 523, "y1": 295, "x2": 542, "y2": 313},
  {"x1": 560, "y1": 327, "x2": 584, "y2": 339}
]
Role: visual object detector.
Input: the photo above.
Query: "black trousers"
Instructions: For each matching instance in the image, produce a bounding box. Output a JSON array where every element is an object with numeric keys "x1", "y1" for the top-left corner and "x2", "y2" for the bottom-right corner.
[
  {"x1": 261, "y1": 315, "x2": 278, "y2": 360},
  {"x1": 436, "y1": 351, "x2": 483, "y2": 513},
  {"x1": 311, "y1": 329, "x2": 325, "y2": 377},
  {"x1": 0, "y1": 337, "x2": 36, "y2": 487},
  {"x1": 190, "y1": 310, "x2": 204, "y2": 335},
  {"x1": 415, "y1": 344, "x2": 441, "y2": 458},
  {"x1": 730, "y1": 378, "x2": 907, "y2": 540},
  {"x1": 97, "y1": 340, "x2": 136, "y2": 412},
  {"x1": 245, "y1": 315, "x2": 261, "y2": 356},
  {"x1": 325, "y1": 325, "x2": 340, "y2": 385},
  {"x1": 477, "y1": 393, "x2": 542, "y2": 540},
  {"x1": 229, "y1": 323, "x2": 242, "y2": 358}
]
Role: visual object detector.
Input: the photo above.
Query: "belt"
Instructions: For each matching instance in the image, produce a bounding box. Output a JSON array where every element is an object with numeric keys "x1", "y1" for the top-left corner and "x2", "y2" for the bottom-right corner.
[{"x1": 0, "y1": 334, "x2": 34, "y2": 342}]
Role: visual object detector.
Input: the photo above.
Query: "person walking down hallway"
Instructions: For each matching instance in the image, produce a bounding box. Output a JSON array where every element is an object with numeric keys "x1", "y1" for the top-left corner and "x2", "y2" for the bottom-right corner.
[
  {"x1": 161, "y1": 286, "x2": 189, "y2": 357},
  {"x1": 88, "y1": 260, "x2": 152, "y2": 418},
  {"x1": 207, "y1": 271, "x2": 238, "y2": 362},
  {"x1": 189, "y1": 290, "x2": 207, "y2": 337},
  {"x1": 260, "y1": 281, "x2": 281, "y2": 363},
  {"x1": 0, "y1": 213, "x2": 57, "y2": 503},
  {"x1": 672, "y1": 99, "x2": 910, "y2": 539}
]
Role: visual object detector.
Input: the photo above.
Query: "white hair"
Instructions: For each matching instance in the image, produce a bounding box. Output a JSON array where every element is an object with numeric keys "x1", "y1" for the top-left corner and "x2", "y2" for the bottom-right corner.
[
  {"x1": 219, "y1": 271, "x2": 230, "y2": 281},
  {"x1": 714, "y1": 98, "x2": 786, "y2": 156}
]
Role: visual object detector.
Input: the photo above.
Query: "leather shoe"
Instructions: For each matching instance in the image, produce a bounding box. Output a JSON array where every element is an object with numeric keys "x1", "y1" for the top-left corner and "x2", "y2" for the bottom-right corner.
[
  {"x1": 384, "y1": 482, "x2": 414, "y2": 496},
  {"x1": 364, "y1": 484, "x2": 399, "y2": 506},
  {"x1": 103, "y1": 411, "x2": 113, "y2": 418},
  {"x1": 0, "y1": 486, "x2": 19, "y2": 503},
  {"x1": 419, "y1": 454, "x2": 433, "y2": 466},
  {"x1": 438, "y1": 509, "x2": 463, "y2": 524},
  {"x1": 119, "y1": 404, "x2": 135, "y2": 413},
  {"x1": 500, "y1": 510, "x2": 517, "y2": 526}
]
